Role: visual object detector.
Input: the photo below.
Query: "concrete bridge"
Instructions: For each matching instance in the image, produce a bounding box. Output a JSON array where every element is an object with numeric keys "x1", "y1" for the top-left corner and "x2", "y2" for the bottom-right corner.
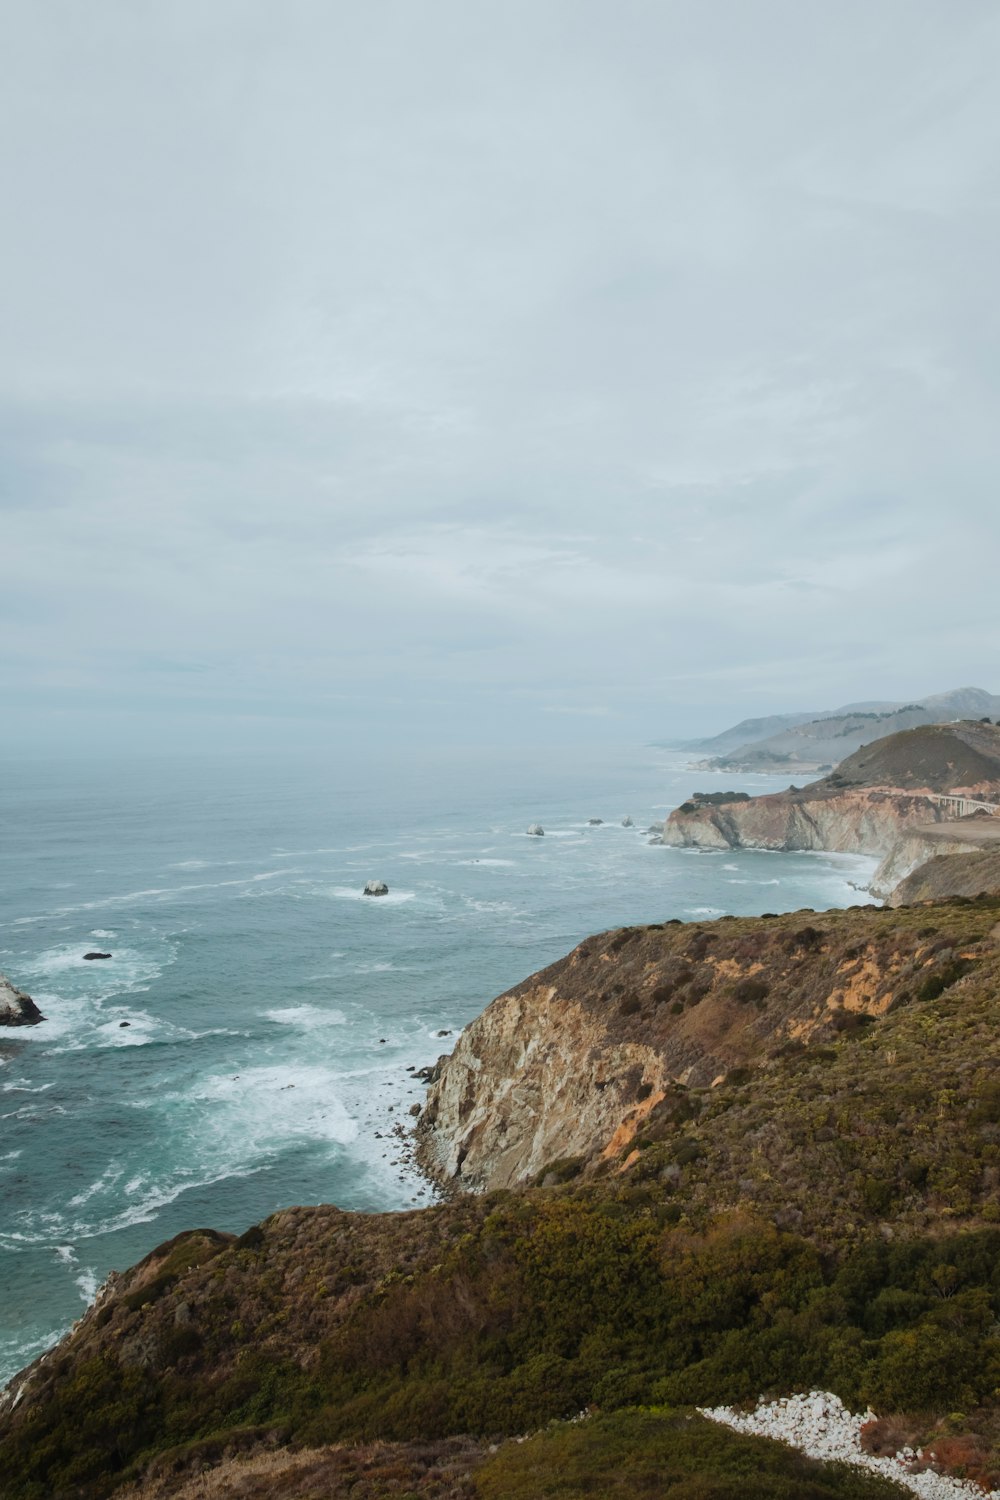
[{"x1": 925, "y1": 792, "x2": 1000, "y2": 818}]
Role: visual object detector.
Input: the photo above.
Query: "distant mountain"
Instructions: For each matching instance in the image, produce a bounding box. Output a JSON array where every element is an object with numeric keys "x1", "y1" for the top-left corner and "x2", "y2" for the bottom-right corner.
[
  {"x1": 665, "y1": 711, "x2": 822, "y2": 755},
  {"x1": 688, "y1": 687, "x2": 1000, "y2": 772},
  {"x1": 664, "y1": 700, "x2": 917, "y2": 754}
]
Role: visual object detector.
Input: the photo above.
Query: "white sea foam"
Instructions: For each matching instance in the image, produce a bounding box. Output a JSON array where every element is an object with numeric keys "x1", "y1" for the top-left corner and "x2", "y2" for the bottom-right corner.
[
  {"x1": 457, "y1": 857, "x2": 516, "y2": 867},
  {"x1": 54, "y1": 1245, "x2": 77, "y2": 1264},
  {"x1": 74, "y1": 1269, "x2": 100, "y2": 1304},
  {"x1": 1, "y1": 1103, "x2": 67, "y2": 1121},
  {"x1": 264, "y1": 1005, "x2": 347, "y2": 1028},
  {"x1": 7, "y1": 870, "x2": 293, "y2": 927},
  {"x1": 17, "y1": 940, "x2": 173, "y2": 998},
  {"x1": 327, "y1": 886, "x2": 416, "y2": 904}
]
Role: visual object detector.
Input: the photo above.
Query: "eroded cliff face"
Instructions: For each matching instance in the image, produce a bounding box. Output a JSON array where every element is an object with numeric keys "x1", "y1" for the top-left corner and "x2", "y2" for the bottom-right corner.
[
  {"x1": 874, "y1": 825, "x2": 992, "y2": 897},
  {"x1": 664, "y1": 723, "x2": 1000, "y2": 863},
  {"x1": 417, "y1": 905, "x2": 981, "y2": 1193},
  {"x1": 661, "y1": 787, "x2": 946, "y2": 856},
  {"x1": 417, "y1": 982, "x2": 669, "y2": 1190},
  {"x1": 884, "y1": 827, "x2": 1000, "y2": 906}
]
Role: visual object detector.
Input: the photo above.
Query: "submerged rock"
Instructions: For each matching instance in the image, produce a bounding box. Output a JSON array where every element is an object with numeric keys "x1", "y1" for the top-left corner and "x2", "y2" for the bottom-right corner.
[
  {"x1": 526, "y1": 824, "x2": 544, "y2": 837},
  {"x1": 0, "y1": 974, "x2": 44, "y2": 1027},
  {"x1": 363, "y1": 880, "x2": 389, "y2": 896},
  {"x1": 83, "y1": 951, "x2": 112, "y2": 960}
]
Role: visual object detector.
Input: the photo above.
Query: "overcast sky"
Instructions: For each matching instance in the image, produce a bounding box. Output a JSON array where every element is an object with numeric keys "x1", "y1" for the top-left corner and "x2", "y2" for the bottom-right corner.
[{"x1": 3, "y1": 1, "x2": 999, "y2": 752}]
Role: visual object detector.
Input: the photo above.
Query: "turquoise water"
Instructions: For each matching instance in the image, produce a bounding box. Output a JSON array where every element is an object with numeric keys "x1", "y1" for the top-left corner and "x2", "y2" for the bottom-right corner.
[{"x1": 0, "y1": 745, "x2": 876, "y2": 1385}]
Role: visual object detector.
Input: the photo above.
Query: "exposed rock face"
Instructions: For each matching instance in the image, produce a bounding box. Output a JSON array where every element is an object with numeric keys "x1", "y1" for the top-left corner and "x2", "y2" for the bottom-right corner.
[
  {"x1": 662, "y1": 786, "x2": 947, "y2": 856},
  {"x1": 416, "y1": 907, "x2": 968, "y2": 1193},
  {"x1": 0, "y1": 975, "x2": 44, "y2": 1026},
  {"x1": 363, "y1": 880, "x2": 389, "y2": 896},
  {"x1": 663, "y1": 723, "x2": 1000, "y2": 859},
  {"x1": 874, "y1": 823, "x2": 1000, "y2": 897},
  {"x1": 887, "y1": 831, "x2": 1000, "y2": 906}
]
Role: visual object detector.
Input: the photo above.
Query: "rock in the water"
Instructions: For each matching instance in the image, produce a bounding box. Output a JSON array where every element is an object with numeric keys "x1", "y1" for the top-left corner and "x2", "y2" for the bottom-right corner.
[
  {"x1": 622, "y1": 815, "x2": 634, "y2": 827},
  {"x1": 0, "y1": 974, "x2": 44, "y2": 1027},
  {"x1": 362, "y1": 880, "x2": 389, "y2": 896},
  {"x1": 83, "y1": 951, "x2": 112, "y2": 961},
  {"x1": 409, "y1": 1102, "x2": 422, "y2": 1117},
  {"x1": 587, "y1": 818, "x2": 604, "y2": 826},
  {"x1": 526, "y1": 824, "x2": 544, "y2": 837},
  {"x1": 119, "y1": 1021, "x2": 131, "y2": 1028}
]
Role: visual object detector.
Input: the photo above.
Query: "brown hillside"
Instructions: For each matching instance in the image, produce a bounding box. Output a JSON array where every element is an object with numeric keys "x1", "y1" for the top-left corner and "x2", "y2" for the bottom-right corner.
[
  {"x1": 416, "y1": 898, "x2": 1000, "y2": 1191},
  {"x1": 820, "y1": 721, "x2": 1000, "y2": 795}
]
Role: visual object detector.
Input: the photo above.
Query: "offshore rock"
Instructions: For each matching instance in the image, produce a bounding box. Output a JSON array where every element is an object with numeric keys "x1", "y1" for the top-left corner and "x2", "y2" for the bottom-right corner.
[
  {"x1": 526, "y1": 824, "x2": 544, "y2": 836},
  {"x1": 83, "y1": 951, "x2": 112, "y2": 960},
  {"x1": 0, "y1": 974, "x2": 44, "y2": 1026},
  {"x1": 362, "y1": 880, "x2": 389, "y2": 896},
  {"x1": 622, "y1": 815, "x2": 634, "y2": 827}
]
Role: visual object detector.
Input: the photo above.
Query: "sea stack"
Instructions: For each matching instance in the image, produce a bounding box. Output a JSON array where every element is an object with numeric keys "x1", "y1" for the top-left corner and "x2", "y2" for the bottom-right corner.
[
  {"x1": 0, "y1": 974, "x2": 44, "y2": 1027},
  {"x1": 363, "y1": 880, "x2": 389, "y2": 896},
  {"x1": 526, "y1": 824, "x2": 544, "y2": 836}
]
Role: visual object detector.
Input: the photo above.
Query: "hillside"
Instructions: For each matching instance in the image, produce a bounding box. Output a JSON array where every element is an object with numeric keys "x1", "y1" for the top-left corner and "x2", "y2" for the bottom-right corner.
[
  {"x1": 5, "y1": 897, "x2": 1000, "y2": 1498},
  {"x1": 889, "y1": 842, "x2": 1000, "y2": 907},
  {"x1": 416, "y1": 897, "x2": 1000, "y2": 1193},
  {"x1": 826, "y1": 721, "x2": 1000, "y2": 793},
  {"x1": 692, "y1": 688, "x2": 1000, "y2": 774}
]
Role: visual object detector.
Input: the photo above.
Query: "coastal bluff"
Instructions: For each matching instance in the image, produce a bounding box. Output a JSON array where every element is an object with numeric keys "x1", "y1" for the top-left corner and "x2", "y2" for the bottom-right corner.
[
  {"x1": 660, "y1": 723, "x2": 1000, "y2": 887},
  {"x1": 6, "y1": 896, "x2": 1000, "y2": 1499},
  {"x1": 416, "y1": 900, "x2": 993, "y2": 1193}
]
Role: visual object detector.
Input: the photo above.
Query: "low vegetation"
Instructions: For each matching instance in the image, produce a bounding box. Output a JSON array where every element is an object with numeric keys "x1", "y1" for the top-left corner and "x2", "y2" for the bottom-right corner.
[{"x1": 4, "y1": 894, "x2": 1000, "y2": 1498}]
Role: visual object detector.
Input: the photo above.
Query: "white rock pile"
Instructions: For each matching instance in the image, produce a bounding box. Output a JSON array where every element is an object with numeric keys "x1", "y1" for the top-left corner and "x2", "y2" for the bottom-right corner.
[{"x1": 698, "y1": 1391, "x2": 1000, "y2": 1500}]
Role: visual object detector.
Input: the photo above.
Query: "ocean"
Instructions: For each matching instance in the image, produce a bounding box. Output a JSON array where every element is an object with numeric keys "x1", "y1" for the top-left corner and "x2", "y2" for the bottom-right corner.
[{"x1": 0, "y1": 744, "x2": 876, "y2": 1386}]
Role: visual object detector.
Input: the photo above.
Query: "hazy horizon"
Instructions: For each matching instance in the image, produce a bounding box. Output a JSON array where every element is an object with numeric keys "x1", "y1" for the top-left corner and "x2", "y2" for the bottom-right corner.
[{"x1": 3, "y1": 2, "x2": 999, "y2": 754}]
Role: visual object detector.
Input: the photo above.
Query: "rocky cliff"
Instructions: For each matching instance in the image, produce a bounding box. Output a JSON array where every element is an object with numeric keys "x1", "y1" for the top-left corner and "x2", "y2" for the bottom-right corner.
[
  {"x1": 661, "y1": 785, "x2": 946, "y2": 856},
  {"x1": 0, "y1": 975, "x2": 43, "y2": 1027},
  {"x1": 887, "y1": 839, "x2": 1000, "y2": 907},
  {"x1": 874, "y1": 820, "x2": 1000, "y2": 898},
  {"x1": 662, "y1": 722, "x2": 1000, "y2": 860},
  {"x1": 416, "y1": 902, "x2": 989, "y2": 1192}
]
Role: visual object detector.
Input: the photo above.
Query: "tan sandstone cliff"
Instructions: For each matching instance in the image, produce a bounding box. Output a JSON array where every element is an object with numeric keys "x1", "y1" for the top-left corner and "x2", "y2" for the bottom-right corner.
[
  {"x1": 661, "y1": 785, "x2": 947, "y2": 856},
  {"x1": 416, "y1": 905, "x2": 973, "y2": 1193}
]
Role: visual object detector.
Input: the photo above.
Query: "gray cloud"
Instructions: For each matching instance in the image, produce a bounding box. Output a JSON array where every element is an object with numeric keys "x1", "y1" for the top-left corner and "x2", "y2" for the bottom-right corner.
[{"x1": 2, "y1": 1, "x2": 999, "y2": 749}]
